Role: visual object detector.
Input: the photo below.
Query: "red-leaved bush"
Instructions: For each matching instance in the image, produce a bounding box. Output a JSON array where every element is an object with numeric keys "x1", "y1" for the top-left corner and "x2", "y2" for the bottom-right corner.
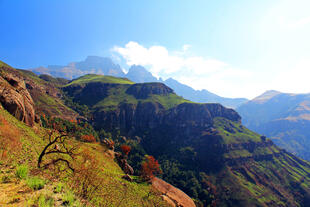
[
  {"x1": 80, "y1": 134, "x2": 96, "y2": 143},
  {"x1": 141, "y1": 155, "x2": 162, "y2": 180},
  {"x1": 121, "y1": 145, "x2": 131, "y2": 156}
]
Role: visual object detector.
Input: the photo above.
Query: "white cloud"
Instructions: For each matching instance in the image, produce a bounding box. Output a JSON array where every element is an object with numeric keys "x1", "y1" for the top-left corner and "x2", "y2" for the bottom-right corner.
[
  {"x1": 272, "y1": 59, "x2": 310, "y2": 93},
  {"x1": 113, "y1": 41, "x2": 258, "y2": 98},
  {"x1": 279, "y1": 16, "x2": 310, "y2": 30},
  {"x1": 113, "y1": 41, "x2": 230, "y2": 77},
  {"x1": 182, "y1": 44, "x2": 191, "y2": 52}
]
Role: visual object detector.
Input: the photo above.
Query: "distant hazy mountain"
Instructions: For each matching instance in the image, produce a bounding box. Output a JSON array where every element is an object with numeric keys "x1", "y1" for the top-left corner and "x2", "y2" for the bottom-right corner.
[
  {"x1": 31, "y1": 56, "x2": 125, "y2": 79},
  {"x1": 125, "y1": 65, "x2": 158, "y2": 83},
  {"x1": 163, "y1": 77, "x2": 248, "y2": 108},
  {"x1": 125, "y1": 65, "x2": 247, "y2": 108},
  {"x1": 237, "y1": 90, "x2": 310, "y2": 160}
]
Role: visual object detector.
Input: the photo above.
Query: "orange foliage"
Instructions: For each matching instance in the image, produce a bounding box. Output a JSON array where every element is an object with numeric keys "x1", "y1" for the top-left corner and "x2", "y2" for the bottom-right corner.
[
  {"x1": 121, "y1": 145, "x2": 131, "y2": 156},
  {"x1": 70, "y1": 119, "x2": 77, "y2": 124},
  {"x1": 71, "y1": 149, "x2": 104, "y2": 199},
  {"x1": 141, "y1": 155, "x2": 162, "y2": 180},
  {"x1": 0, "y1": 115, "x2": 22, "y2": 161},
  {"x1": 80, "y1": 134, "x2": 96, "y2": 143}
]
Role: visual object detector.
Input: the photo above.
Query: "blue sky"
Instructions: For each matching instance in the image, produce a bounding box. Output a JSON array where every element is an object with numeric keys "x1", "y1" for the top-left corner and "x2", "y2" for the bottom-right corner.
[{"x1": 1, "y1": 0, "x2": 310, "y2": 98}]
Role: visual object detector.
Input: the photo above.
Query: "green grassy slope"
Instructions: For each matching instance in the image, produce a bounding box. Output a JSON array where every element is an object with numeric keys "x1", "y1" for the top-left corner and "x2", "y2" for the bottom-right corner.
[
  {"x1": 66, "y1": 74, "x2": 134, "y2": 86},
  {"x1": 65, "y1": 74, "x2": 192, "y2": 110},
  {"x1": 0, "y1": 106, "x2": 169, "y2": 206}
]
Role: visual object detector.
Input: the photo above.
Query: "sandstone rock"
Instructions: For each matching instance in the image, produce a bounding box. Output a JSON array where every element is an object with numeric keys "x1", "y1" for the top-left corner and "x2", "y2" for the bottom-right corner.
[
  {"x1": 152, "y1": 177, "x2": 196, "y2": 207},
  {"x1": 115, "y1": 153, "x2": 134, "y2": 175},
  {"x1": 161, "y1": 195, "x2": 176, "y2": 207},
  {"x1": 0, "y1": 74, "x2": 35, "y2": 126}
]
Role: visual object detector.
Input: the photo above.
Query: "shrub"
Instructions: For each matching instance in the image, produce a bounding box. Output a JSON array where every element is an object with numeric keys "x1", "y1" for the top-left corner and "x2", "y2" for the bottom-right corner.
[
  {"x1": 71, "y1": 149, "x2": 104, "y2": 200},
  {"x1": 80, "y1": 134, "x2": 96, "y2": 143},
  {"x1": 16, "y1": 165, "x2": 29, "y2": 179},
  {"x1": 121, "y1": 145, "x2": 131, "y2": 156},
  {"x1": 26, "y1": 177, "x2": 45, "y2": 190},
  {"x1": 141, "y1": 155, "x2": 162, "y2": 180}
]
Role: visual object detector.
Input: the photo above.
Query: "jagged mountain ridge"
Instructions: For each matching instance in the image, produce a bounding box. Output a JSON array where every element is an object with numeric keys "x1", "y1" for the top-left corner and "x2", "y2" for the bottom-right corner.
[
  {"x1": 124, "y1": 65, "x2": 248, "y2": 108},
  {"x1": 29, "y1": 56, "x2": 248, "y2": 108},
  {"x1": 63, "y1": 74, "x2": 310, "y2": 206},
  {"x1": 31, "y1": 56, "x2": 125, "y2": 80},
  {"x1": 237, "y1": 90, "x2": 310, "y2": 160}
]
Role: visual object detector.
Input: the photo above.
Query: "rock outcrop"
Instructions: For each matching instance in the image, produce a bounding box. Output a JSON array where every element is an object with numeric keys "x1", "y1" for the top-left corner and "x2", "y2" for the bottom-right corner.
[
  {"x1": 0, "y1": 71, "x2": 35, "y2": 126},
  {"x1": 115, "y1": 152, "x2": 134, "y2": 175},
  {"x1": 152, "y1": 177, "x2": 196, "y2": 207}
]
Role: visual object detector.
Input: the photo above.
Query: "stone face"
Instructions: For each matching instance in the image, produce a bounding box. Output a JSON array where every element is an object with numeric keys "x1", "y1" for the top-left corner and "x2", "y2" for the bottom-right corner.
[
  {"x1": 152, "y1": 177, "x2": 196, "y2": 207},
  {"x1": 0, "y1": 73, "x2": 35, "y2": 126},
  {"x1": 115, "y1": 153, "x2": 134, "y2": 175}
]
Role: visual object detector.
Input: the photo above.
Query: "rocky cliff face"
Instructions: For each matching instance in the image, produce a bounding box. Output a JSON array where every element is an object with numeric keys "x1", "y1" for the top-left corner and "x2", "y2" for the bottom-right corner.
[
  {"x1": 93, "y1": 102, "x2": 239, "y2": 137},
  {"x1": 0, "y1": 68, "x2": 35, "y2": 126},
  {"x1": 0, "y1": 64, "x2": 79, "y2": 125}
]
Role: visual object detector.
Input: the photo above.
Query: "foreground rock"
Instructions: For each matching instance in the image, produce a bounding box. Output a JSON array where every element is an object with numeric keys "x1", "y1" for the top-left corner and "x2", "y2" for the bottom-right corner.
[
  {"x1": 0, "y1": 71, "x2": 35, "y2": 126},
  {"x1": 152, "y1": 177, "x2": 196, "y2": 207}
]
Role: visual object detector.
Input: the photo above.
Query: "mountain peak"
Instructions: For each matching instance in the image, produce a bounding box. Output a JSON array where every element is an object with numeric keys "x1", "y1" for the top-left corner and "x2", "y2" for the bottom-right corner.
[
  {"x1": 125, "y1": 65, "x2": 158, "y2": 83},
  {"x1": 252, "y1": 90, "x2": 282, "y2": 103}
]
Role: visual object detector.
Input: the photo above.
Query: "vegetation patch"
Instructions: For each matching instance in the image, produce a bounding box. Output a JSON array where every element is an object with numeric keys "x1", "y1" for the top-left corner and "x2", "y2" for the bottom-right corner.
[
  {"x1": 26, "y1": 177, "x2": 45, "y2": 190},
  {"x1": 66, "y1": 74, "x2": 134, "y2": 86}
]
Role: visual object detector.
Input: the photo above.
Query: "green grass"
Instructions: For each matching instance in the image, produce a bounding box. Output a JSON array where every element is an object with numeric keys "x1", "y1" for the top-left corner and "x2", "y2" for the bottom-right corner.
[
  {"x1": 16, "y1": 165, "x2": 29, "y2": 179},
  {"x1": 66, "y1": 74, "x2": 134, "y2": 86},
  {"x1": 62, "y1": 191, "x2": 75, "y2": 206},
  {"x1": 93, "y1": 85, "x2": 138, "y2": 109},
  {"x1": 92, "y1": 85, "x2": 191, "y2": 111},
  {"x1": 55, "y1": 182, "x2": 64, "y2": 193},
  {"x1": 26, "y1": 177, "x2": 45, "y2": 190},
  {"x1": 0, "y1": 107, "x2": 168, "y2": 206},
  {"x1": 37, "y1": 194, "x2": 54, "y2": 207},
  {"x1": 214, "y1": 117, "x2": 262, "y2": 144},
  {"x1": 143, "y1": 94, "x2": 192, "y2": 109}
]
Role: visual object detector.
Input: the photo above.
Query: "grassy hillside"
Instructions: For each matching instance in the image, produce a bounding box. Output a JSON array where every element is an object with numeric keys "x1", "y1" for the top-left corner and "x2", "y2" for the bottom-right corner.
[
  {"x1": 64, "y1": 74, "x2": 192, "y2": 111},
  {"x1": 66, "y1": 74, "x2": 134, "y2": 86},
  {"x1": 0, "y1": 106, "x2": 169, "y2": 206}
]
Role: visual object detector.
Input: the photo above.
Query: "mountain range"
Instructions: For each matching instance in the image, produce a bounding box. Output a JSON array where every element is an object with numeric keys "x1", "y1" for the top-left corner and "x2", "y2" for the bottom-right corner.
[
  {"x1": 30, "y1": 56, "x2": 248, "y2": 108},
  {"x1": 4, "y1": 57, "x2": 310, "y2": 206},
  {"x1": 237, "y1": 90, "x2": 310, "y2": 160},
  {"x1": 31, "y1": 56, "x2": 125, "y2": 80}
]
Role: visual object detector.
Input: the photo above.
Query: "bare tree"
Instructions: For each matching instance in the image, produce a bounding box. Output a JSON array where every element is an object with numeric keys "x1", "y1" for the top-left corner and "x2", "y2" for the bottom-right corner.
[{"x1": 37, "y1": 120, "x2": 79, "y2": 172}]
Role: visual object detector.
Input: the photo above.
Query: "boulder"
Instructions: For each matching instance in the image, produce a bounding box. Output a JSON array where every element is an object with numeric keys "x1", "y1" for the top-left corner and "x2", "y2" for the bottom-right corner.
[
  {"x1": 152, "y1": 177, "x2": 196, "y2": 207},
  {"x1": 115, "y1": 153, "x2": 134, "y2": 175},
  {"x1": 0, "y1": 74, "x2": 35, "y2": 126}
]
